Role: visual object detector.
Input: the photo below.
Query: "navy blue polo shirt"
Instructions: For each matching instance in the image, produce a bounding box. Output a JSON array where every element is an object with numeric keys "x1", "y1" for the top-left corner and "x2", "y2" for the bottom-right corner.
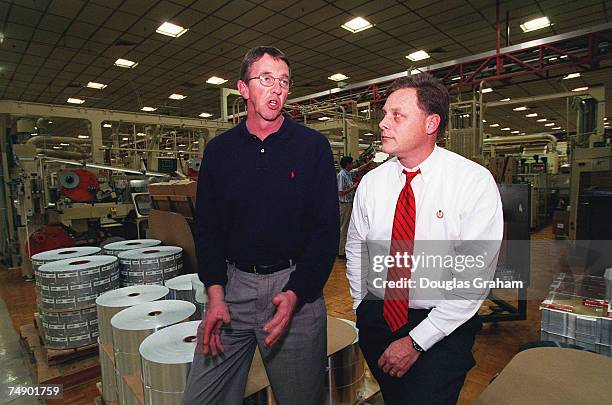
[{"x1": 194, "y1": 116, "x2": 340, "y2": 303}]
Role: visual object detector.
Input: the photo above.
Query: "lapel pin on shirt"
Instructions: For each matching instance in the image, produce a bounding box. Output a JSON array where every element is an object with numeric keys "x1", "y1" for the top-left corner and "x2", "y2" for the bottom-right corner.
[
  {"x1": 290, "y1": 169, "x2": 295, "y2": 179},
  {"x1": 436, "y1": 209, "x2": 444, "y2": 219}
]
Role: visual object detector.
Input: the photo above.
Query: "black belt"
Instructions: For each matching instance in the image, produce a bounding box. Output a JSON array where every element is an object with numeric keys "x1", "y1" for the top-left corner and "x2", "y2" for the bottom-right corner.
[{"x1": 230, "y1": 259, "x2": 293, "y2": 275}]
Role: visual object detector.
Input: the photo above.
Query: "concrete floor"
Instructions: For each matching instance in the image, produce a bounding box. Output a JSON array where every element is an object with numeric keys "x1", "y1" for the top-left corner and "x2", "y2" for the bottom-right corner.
[{"x1": 0, "y1": 298, "x2": 41, "y2": 405}]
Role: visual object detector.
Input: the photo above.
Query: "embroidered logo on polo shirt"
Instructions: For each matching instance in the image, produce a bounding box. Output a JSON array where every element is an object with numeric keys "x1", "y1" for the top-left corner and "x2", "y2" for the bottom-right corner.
[{"x1": 436, "y1": 210, "x2": 444, "y2": 219}]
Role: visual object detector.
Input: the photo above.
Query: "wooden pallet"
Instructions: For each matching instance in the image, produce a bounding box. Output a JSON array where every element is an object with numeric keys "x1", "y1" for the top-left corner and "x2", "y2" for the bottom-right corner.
[
  {"x1": 33, "y1": 313, "x2": 99, "y2": 365},
  {"x1": 19, "y1": 323, "x2": 100, "y2": 388}
]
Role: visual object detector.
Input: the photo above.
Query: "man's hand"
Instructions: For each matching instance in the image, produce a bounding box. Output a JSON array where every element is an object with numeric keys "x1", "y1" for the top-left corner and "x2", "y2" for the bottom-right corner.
[
  {"x1": 202, "y1": 285, "x2": 231, "y2": 356},
  {"x1": 263, "y1": 290, "x2": 298, "y2": 348},
  {"x1": 377, "y1": 336, "x2": 421, "y2": 378}
]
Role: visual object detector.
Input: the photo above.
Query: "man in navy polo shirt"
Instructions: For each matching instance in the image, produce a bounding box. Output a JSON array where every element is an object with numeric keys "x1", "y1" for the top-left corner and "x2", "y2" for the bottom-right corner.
[{"x1": 182, "y1": 46, "x2": 339, "y2": 405}]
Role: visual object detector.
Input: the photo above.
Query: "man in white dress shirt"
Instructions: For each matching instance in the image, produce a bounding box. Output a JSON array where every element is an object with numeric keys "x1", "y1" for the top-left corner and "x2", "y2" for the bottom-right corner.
[{"x1": 346, "y1": 74, "x2": 503, "y2": 404}]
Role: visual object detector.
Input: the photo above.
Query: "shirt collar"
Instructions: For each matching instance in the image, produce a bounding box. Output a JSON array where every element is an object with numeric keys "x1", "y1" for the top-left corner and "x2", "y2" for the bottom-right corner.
[
  {"x1": 239, "y1": 114, "x2": 293, "y2": 142},
  {"x1": 393, "y1": 145, "x2": 441, "y2": 183}
]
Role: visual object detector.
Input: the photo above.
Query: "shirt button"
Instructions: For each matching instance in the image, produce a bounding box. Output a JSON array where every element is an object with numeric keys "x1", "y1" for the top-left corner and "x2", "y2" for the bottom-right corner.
[{"x1": 260, "y1": 148, "x2": 265, "y2": 153}]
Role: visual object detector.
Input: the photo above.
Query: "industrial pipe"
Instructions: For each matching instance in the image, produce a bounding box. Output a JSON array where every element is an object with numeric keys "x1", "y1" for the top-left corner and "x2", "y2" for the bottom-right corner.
[
  {"x1": 483, "y1": 133, "x2": 557, "y2": 147},
  {"x1": 36, "y1": 149, "x2": 91, "y2": 160}
]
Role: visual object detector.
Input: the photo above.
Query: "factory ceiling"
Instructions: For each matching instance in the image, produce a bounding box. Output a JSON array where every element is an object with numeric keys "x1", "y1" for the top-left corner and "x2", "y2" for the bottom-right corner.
[{"x1": 1, "y1": 0, "x2": 612, "y2": 141}]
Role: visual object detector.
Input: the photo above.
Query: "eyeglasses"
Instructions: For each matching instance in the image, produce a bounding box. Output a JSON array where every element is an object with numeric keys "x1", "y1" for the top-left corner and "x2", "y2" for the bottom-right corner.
[{"x1": 247, "y1": 74, "x2": 291, "y2": 89}]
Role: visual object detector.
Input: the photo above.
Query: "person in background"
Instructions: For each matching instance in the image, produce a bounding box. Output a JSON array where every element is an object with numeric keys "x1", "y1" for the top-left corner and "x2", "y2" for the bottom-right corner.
[{"x1": 337, "y1": 155, "x2": 371, "y2": 259}]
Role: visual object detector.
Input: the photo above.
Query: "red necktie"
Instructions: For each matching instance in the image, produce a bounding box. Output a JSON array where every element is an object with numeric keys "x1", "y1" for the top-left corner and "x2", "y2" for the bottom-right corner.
[{"x1": 383, "y1": 169, "x2": 420, "y2": 332}]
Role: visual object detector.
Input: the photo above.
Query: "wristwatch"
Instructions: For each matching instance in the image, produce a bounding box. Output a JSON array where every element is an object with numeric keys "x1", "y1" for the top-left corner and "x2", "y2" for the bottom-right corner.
[{"x1": 411, "y1": 337, "x2": 425, "y2": 353}]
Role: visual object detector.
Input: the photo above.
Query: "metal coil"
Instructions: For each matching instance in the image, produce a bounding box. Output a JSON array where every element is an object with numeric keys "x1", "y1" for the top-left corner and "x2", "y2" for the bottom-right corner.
[
  {"x1": 31, "y1": 246, "x2": 101, "y2": 272},
  {"x1": 118, "y1": 246, "x2": 183, "y2": 286},
  {"x1": 36, "y1": 255, "x2": 120, "y2": 311},
  {"x1": 103, "y1": 239, "x2": 161, "y2": 257},
  {"x1": 165, "y1": 274, "x2": 198, "y2": 302},
  {"x1": 139, "y1": 321, "x2": 200, "y2": 405},
  {"x1": 39, "y1": 306, "x2": 99, "y2": 349},
  {"x1": 96, "y1": 285, "x2": 170, "y2": 345},
  {"x1": 111, "y1": 300, "x2": 195, "y2": 405}
]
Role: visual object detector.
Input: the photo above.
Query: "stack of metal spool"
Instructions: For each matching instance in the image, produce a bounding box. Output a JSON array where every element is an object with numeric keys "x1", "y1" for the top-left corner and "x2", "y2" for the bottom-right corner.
[
  {"x1": 96, "y1": 285, "x2": 170, "y2": 403},
  {"x1": 102, "y1": 239, "x2": 162, "y2": 286},
  {"x1": 102, "y1": 239, "x2": 162, "y2": 257},
  {"x1": 111, "y1": 300, "x2": 195, "y2": 405},
  {"x1": 36, "y1": 254, "x2": 120, "y2": 349},
  {"x1": 139, "y1": 320, "x2": 200, "y2": 405},
  {"x1": 31, "y1": 246, "x2": 101, "y2": 273},
  {"x1": 118, "y1": 246, "x2": 183, "y2": 286}
]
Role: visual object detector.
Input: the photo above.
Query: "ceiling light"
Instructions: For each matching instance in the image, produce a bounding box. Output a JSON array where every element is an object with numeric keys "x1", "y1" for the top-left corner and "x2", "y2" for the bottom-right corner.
[
  {"x1": 48, "y1": 121, "x2": 53, "y2": 124},
  {"x1": 520, "y1": 132, "x2": 526, "y2": 135},
  {"x1": 482, "y1": 120, "x2": 487, "y2": 123},
  {"x1": 552, "y1": 127, "x2": 561, "y2": 130},
  {"x1": 141, "y1": 106, "x2": 157, "y2": 112},
  {"x1": 103, "y1": 123, "x2": 112, "y2": 128},
  {"x1": 156, "y1": 22, "x2": 188, "y2": 38},
  {"x1": 511, "y1": 130, "x2": 520, "y2": 134},
  {"x1": 360, "y1": 109, "x2": 369, "y2": 113},
  {"x1": 178, "y1": 144, "x2": 186, "y2": 147},
  {"x1": 544, "y1": 123, "x2": 555, "y2": 126},
  {"x1": 328, "y1": 73, "x2": 349, "y2": 81},
  {"x1": 501, "y1": 127, "x2": 511, "y2": 131},
  {"x1": 549, "y1": 57, "x2": 558, "y2": 61},
  {"x1": 451, "y1": 76, "x2": 461, "y2": 81},
  {"x1": 513, "y1": 106, "x2": 528, "y2": 111},
  {"x1": 604, "y1": 117, "x2": 608, "y2": 121},
  {"x1": 406, "y1": 50, "x2": 430, "y2": 61},
  {"x1": 537, "y1": 118, "x2": 547, "y2": 122},
  {"x1": 164, "y1": 147, "x2": 171, "y2": 150},
  {"x1": 67, "y1": 98, "x2": 85, "y2": 104},
  {"x1": 30, "y1": 133, "x2": 37, "y2": 136},
  {"x1": 526, "y1": 113, "x2": 538, "y2": 117},
  {"x1": 364, "y1": 132, "x2": 373, "y2": 136},
  {"x1": 53, "y1": 146, "x2": 60, "y2": 149},
  {"x1": 489, "y1": 123, "x2": 500, "y2": 127},
  {"x1": 86, "y1": 81, "x2": 107, "y2": 89},
  {"x1": 122, "y1": 137, "x2": 129, "y2": 141},
  {"x1": 572, "y1": 86, "x2": 589, "y2": 92},
  {"x1": 520, "y1": 16, "x2": 551, "y2": 33},
  {"x1": 341, "y1": 17, "x2": 373, "y2": 33},
  {"x1": 500, "y1": 98, "x2": 511, "y2": 102},
  {"x1": 193, "y1": 141, "x2": 199, "y2": 144},
  {"x1": 318, "y1": 116, "x2": 331, "y2": 121},
  {"x1": 169, "y1": 93, "x2": 186, "y2": 100},
  {"x1": 410, "y1": 69, "x2": 423, "y2": 75},
  {"x1": 114, "y1": 58, "x2": 138, "y2": 68},
  {"x1": 198, "y1": 112, "x2": 212, "y2": 118},
  {"x1": 480, "y1": 88, "x2": 493, "y2": 93},
  {"x1": 59, "y1": 143, "x2": 69, "y2": 146},
  {"x1": 206, "y1": 76, "x2": 227, "y2": 85},
  {"x1": 137, "y1": 132, "x2": 146, "y2": 136},
  {"x1": 78, "y1": 135, "x2": 89, "y2": 139},
  {"x1": 563, "y1": 72, "x2": 581, "y2": 80},
  {"x1": 560, "y1": 55, "x2": 568, "y2": 59}
]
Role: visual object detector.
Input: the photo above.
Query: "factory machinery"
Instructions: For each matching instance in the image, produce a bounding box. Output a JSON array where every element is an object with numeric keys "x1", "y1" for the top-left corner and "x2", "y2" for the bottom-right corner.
[{"x1": 0, "y1": 103, "x2": 232, "y2": 278}]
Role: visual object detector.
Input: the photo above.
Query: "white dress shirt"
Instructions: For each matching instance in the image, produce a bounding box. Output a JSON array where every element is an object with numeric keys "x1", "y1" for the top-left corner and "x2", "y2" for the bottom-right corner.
[{"x1": 346, "y1": 145, "x2": 504, "y2": 350}]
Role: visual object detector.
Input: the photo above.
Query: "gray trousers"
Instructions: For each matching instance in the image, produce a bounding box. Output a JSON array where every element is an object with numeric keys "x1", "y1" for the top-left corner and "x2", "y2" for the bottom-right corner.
[{"x1": 182, "y1": 264, "x2": 327, "y2": 405}]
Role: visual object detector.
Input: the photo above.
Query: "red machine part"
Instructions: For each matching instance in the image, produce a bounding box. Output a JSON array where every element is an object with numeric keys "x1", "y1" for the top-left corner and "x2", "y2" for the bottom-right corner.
[
  {"x1": 27, "y1": 226, "x2": 75, "y2": 257},
  {"x1": 60, "y1": 169, "x2": 99, "y2": 202}
]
